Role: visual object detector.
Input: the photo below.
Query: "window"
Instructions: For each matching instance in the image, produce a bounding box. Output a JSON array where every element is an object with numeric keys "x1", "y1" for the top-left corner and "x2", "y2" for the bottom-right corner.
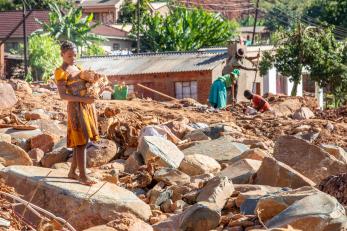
[
  {"x1": 113, "y1": 43, "x2": 120, "y2": 50},
  {"x1": 127, "y1": 84, "x2": 134, "y2": 94},
  {"x1": 175, "y1": 81, "x2": 197, "y2": 100}
]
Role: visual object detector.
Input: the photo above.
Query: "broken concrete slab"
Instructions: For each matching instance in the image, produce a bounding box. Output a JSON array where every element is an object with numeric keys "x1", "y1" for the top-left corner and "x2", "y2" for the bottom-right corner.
[
  {"x1": 266, "y1": 193, "x2": 347, "y2": 231},
  {"x1": 138, "y1": 136, "x2": 184, "y2": 169},
  {"x1": 273, "y1": 135, "x2": 347, "y2": 183},
  {"x1": 183, "y1": 136, "x2": 249, "y2": 163},
  {"x1": 0, "y1": 166, "x2": 152, "y2": 230},
  {"x1": 219, "y1": 159, "x2": 261, "y2": 184},
  {"x1": 183, "y1": 129, "x2": 211, "y2": 142},
  {"x1": 197, "y1": 176, "x2": 234, "y2": 210},
  {"x1": 0, "y1": 141, "x2": 32, "y2": 166},
  {"x1": 0, "y1": 128, "x2": 42, "y2": 140},
  {"x1": 124, "y1": 152, "x2": 144, "y2": 173},
  {"x1": 254, "y1": 157, "x2": 315, "y2": 189},
  {"x1": 179, "y1": 154, "x2": 221, "y2": 176}
]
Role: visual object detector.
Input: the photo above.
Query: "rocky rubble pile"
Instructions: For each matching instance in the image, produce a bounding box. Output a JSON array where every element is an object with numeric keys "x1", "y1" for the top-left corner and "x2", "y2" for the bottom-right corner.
[{"x1": 0, "y1": 80, "x2": 347, "y2": 231}]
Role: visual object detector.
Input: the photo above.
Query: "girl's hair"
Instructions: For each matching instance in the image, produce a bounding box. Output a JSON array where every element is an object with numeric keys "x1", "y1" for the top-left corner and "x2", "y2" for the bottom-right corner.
[{"x1": 60, "y1": 40, "x2": 77, "y2": 53}]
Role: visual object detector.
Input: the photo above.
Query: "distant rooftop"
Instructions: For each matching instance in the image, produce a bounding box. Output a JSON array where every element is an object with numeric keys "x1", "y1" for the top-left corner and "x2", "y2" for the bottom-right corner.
[
  {"x1": 148, "y1": 2, "x2": 168, "y2": 10},
  {"x1": 78, "y1": 51, "x2": 227, "y2": 76},
  {"x1": 0, "y1": 10, "x2": 49, "y2": 39},
  {"x1": 79, "y1": 0, "x2": 120, "y2": 7}
]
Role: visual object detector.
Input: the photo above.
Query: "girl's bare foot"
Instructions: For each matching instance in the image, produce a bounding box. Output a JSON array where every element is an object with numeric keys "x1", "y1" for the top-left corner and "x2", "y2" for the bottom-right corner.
[
  {"x1": 79, "y1": 176, "x2": 97, "y2": 186},
  {"x1": 68, "y1": 172, "x2": 79, "y2": 180}
]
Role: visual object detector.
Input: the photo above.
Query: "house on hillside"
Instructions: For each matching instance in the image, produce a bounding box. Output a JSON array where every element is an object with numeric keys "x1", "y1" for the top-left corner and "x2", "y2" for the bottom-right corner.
[
  {"x1": 238, "y1": 26, "x2": 271, "y2": 45},
  {"x1": 148, "y1": 2, "x2": 170, "y2": 17},
  {"x1": 78, "y1": 0, "x2": 124, "y2": 24}
]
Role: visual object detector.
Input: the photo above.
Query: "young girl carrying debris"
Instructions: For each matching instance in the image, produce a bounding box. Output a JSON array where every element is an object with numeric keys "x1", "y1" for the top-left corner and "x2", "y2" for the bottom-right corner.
[{"x1": 54, "y1": 41, "x2": 99, "y2": 186}]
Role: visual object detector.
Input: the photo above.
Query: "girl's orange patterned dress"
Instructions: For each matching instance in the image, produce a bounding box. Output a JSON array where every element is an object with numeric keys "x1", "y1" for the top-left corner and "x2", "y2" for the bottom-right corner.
[{"x1": 54, "y1": 67, "x2": 99, "y2": 148}]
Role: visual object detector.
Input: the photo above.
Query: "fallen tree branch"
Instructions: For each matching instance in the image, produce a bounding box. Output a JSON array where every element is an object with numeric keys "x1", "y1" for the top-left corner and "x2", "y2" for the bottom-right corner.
[{"x1": 0, "y1": 191, "x2": 76, "y2": 231}]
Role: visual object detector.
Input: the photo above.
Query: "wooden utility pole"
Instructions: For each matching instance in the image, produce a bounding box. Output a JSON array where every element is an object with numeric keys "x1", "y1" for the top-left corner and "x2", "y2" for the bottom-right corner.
[
  {"x1": 136, "y1": 0, "x2": 141, "y2": 53},
  {"x1": 22, "y1": 1, "x2": 29, "y2": 78},
  {"x1": 251, "y1": 0, "x2": 260, "y2": 45}
]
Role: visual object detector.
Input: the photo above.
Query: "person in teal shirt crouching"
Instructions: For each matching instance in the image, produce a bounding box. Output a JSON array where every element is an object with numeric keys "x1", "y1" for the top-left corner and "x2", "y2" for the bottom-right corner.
[{"x1": 208, "y1": 69, "x2": 240, "y2": 109}]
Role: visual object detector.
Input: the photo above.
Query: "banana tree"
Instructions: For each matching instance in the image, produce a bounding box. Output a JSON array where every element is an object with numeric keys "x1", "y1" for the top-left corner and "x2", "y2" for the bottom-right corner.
[{"x1": 35, "y1": 3, "x2": 106, "y2": 52}]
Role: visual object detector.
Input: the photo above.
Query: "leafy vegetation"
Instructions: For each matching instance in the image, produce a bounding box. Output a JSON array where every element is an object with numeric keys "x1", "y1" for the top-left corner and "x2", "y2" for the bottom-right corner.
[
  {"x1": 260, "y1": 24, "x2": 347, "y2": 106},
  {"x1": 82, "y1": 43, "x2": 106, "y2": 56},
  {"x1": 28, "y1": 34, "x2": 61, "y2": 82},
  {"x1": 0, "y1": 0, "x2": 70, "y2": 10},
  {"x1": 35, "y1": 3, "x2": 106, "y2": 51},
  {"x1": 133, "y1": 6, "x2": 238, "y2": 52}
]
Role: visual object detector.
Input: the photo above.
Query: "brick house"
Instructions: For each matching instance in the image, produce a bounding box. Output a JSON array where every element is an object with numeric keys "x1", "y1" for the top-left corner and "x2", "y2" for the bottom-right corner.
[
  {"x1": 0, "y1": 10, "x2": 49, "y2": 78},
  {"x1": 78, "y1": 52, "x2": 227, "y2": 103},
  {"x1": 0, "y1": 10, "x2": 49, "y2": 53}
]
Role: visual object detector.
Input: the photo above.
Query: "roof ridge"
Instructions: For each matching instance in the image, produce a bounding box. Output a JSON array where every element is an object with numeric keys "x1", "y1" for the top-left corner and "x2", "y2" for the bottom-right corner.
[
  {"x1": 0, "y1": 9, "x2": 49, "y2": 13},
  {"x1": 80, "y1": 50, "x2": 226, "y2": 59}
]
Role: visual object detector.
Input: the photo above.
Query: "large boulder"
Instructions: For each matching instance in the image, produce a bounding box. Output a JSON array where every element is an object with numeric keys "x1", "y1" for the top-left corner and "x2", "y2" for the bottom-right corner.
[
  {"x1": 273, "y1": 136, "x2": 347, "y2": 183},
  {"x1": 197, "y1": 176, "x2": 234, "y2": 210},
  {"x1": 0, "y1": 166, "x2": 152, "y2": 230},
  {"x1": 292, "y1": 107, "x2": 315, "y2": 120},
  {"x1": 271, "y1": 98, "x2": 303, "y2": 117},
  {"x1": 179, "y1": 154, "x2": 221, "y2": 176},
  {"x1": 266, "y1": 193, "x2": 347, "y2": 231},
  {"x1": 41, "y1": 147, "x2": 71, "y2": 168},
  {"x1": 24, "y1": 109, "x2": 50, "y2": 121},
  {"x1": 87, "y1": 139, "x2": 118, "y2": 168},
  {"x1": 320, "y1": 144, "x2": 347, "y2": 164},
  {"x1": 0, "y1": 83, "x2": 17, "y2": 109},
  {"x1": 83, "y1": 213, "x2": 153, "y2": 231},
  {"x1": 138, "y1": 136, "x2": 184, "y2": 168},
  {"x1": 255, "y1": 186, "x2": 320, "y2": 223},
  {"x1": 8, "y1": 79, "x2": 32, "y2": 94},
  {"x1": 183, "y1": 136, "x2": 249, "y2": 163},
  {"x1": 254, "y1": 157, "x2": 315, "y2": 189},
  {"x1": 154, "y1": 168, "x2": 191, "y2": 186},
  {"x1": 28, "y1": 148, "x2": 44, "y2": 166},
  {"x1": 152, "y1": 202, "x2": 221, "y2": 231},
  {"x1": 219, "y1": 159, "x2": 262, "y2": 184},
  {"x1": 0, "y1": 141, "x2": 32, "y2": 166},
  {"x1": 0, "y1": 133, "x2": 11, "y2": 143},
  {"x1": 30, "y1": 133, "x2": 55, "y2": 153},
  {"x1": 235, "y1": 148, "x2": 271, "y2": 163},
  {"x1": 319, "y1": 173, "x2": 347, "y2": 206}
]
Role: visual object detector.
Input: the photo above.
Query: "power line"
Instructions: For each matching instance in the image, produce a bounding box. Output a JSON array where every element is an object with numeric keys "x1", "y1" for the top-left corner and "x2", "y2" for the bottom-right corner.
[
  {"x1": 258, "y1": 0, "x2": 347, "y2": 37},
  {"x1": 259, "y1": 8, "x2": 346, "y2": 39},
  {"x1": 177, "y1": 1, "x2": 254, "y2": 7},
  {"x1": 171, "y1": 4, "x2": 256, "y2": 13}
]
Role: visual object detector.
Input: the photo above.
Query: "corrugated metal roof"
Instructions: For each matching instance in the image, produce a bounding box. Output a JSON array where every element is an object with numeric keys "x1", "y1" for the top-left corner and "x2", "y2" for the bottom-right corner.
[{"x1": 78, "y1": 52, "x2": 227, "y2": 76}]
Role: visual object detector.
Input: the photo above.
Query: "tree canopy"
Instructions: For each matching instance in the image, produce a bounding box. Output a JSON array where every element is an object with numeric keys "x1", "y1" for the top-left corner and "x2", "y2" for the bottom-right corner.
[
  {"x1": 260, "y1": 24, "x2": 347, "y2": 106},
  {"x1": 134, "y1": 6, "x2": 238, "y2": 52}
]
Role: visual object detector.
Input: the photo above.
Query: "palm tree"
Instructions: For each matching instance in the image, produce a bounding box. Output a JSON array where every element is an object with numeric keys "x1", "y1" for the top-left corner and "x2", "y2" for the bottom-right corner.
[{"x1": 35, "y1": 3, "x2": 106, "y2": 52}]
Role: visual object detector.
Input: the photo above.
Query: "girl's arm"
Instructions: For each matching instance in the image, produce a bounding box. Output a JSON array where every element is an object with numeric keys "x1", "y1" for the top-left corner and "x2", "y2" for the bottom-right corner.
[{"x1": 56, "y1": 81, "x2": 95, "y2": 104}]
